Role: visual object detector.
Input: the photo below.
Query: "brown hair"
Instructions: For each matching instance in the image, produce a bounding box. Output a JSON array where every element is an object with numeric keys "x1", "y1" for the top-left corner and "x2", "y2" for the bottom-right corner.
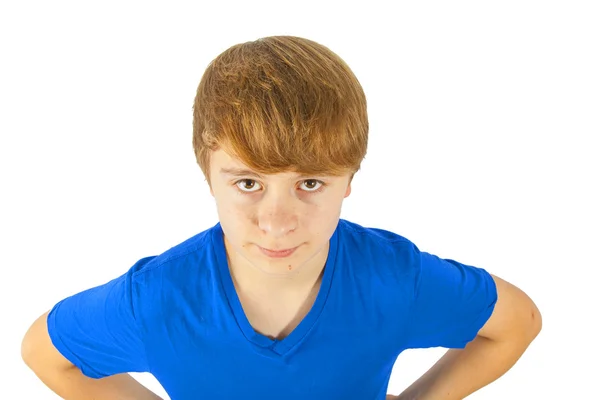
[{"x1": 192, "y1": 35, "x2": 369, "y2": 187}]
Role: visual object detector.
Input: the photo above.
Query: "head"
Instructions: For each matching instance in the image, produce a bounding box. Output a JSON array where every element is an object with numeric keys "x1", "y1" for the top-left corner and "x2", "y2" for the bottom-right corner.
[{"x1": 192, "y1": 36, "x2": 368, "y2": 275}]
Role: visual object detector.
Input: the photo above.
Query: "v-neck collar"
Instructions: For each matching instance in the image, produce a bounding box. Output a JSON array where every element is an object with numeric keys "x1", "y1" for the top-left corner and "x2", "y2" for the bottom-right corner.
[{"x1": 211, "y1": 222, "x2": 340, "y2": 358}]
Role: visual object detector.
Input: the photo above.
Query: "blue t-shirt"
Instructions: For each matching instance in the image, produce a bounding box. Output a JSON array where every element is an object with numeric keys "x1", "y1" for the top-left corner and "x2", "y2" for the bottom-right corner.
[{"x1": 47, "y1": 219, "x2": 497, "y2": 399}]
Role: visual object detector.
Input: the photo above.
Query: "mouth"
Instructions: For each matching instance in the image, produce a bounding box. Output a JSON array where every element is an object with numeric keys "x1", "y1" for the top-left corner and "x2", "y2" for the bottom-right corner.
[{"x1": 257, "y1": 245, "x2": 299, "y2": 258}]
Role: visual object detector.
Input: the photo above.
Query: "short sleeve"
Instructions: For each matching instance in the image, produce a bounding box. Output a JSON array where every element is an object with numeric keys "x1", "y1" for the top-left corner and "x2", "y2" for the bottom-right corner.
[
  {"x1": 405, "y1": 250, "x2": 498, "y2": 349},
  {"x1": 47, "y1": 258, "x2": 152, "y2": 379}
]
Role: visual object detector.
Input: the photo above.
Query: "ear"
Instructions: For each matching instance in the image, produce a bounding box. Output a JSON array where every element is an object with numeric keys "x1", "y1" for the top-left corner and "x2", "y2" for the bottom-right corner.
[{"x1": 344, "y1": 173, "x2": 353, "y2": 198}]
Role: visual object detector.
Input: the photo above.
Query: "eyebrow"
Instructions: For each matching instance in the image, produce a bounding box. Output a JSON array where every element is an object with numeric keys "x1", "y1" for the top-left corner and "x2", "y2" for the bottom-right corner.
[{"x1": 219, "y1": 168, "x2": 326, "y2": 179}]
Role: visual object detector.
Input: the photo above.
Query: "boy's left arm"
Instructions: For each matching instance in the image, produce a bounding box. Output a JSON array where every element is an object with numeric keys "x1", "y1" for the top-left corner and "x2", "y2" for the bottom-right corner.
[{"x1": 390, "y1": 274, "x2": 542, "y2": 400}]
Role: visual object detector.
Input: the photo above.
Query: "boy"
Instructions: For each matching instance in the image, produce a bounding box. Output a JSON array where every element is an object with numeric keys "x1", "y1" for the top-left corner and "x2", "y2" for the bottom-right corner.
[{"x1": 21, "y1": 35, "x2": 542, "y2": 399}]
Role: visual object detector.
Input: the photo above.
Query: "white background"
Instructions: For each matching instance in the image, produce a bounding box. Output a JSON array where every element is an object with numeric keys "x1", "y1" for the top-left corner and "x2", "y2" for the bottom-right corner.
[{"x1": 2, "y1": 1, "x2": 598, "y2": 398}]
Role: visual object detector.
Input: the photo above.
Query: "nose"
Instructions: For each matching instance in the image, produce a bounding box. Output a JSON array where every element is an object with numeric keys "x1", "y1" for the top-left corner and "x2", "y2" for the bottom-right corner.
[{"x1": 257, "y1": 194, "x2": 298, "y2": 238}]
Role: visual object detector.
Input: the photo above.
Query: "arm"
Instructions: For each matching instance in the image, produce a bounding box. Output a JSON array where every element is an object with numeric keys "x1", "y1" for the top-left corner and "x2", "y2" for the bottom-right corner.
[
  {"x1": 394, "y1": 274, "x2": 542, "y2": 399},
  {"x1": 22, "y1": 310, "x2": 163, "y2": 400}
]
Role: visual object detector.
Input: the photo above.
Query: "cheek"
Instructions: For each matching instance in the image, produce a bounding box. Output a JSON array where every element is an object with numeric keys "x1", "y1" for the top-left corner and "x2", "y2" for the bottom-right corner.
[
  {"x1": 217, "y1": 201, "x2": 257, "y2": 232},
  {"x1": 319, "y1": 200, "x2": 345, "y2": 228},
  {"x1": 301, "y1": 202, "x2": 342, "y2": 230}
]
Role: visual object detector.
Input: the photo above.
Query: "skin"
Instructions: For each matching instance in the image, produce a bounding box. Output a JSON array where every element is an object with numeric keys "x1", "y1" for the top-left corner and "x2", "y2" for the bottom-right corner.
[
  {"x1": 22, "y1": 147, "x2": 540, "y2": 399},
  {"x1": 208, "y1": 148, "x2": 352, "y2": 292}
]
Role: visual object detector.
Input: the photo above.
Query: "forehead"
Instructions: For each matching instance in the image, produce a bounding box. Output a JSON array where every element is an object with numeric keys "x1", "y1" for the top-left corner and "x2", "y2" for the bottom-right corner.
[
  {"x1": 211, "y1": 149, "x2": 246, "y2": 167},
  {"x1": 211, "y1": 149, "x2": 329, "y2": 179}
]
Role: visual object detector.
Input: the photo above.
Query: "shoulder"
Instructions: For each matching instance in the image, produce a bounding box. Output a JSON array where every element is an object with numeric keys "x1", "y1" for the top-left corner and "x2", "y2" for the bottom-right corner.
[
  {"x1": 130, "y1": 222, "x2": 218, "y2": 283},
  {"x1": 338, "y1": 219, "x2": 420, "y2": 264},
  {"x1": 127, "y1": 223, "x2": 220, "y2": 320},
  {"x1": 336, "y1": 219, "x2": 423, "y2": 285}
]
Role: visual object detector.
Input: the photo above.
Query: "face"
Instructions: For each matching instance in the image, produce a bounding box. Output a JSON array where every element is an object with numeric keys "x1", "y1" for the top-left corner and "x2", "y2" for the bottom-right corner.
[{"x1": 208, "y1": 149, "x2": 352, "y2": 277}]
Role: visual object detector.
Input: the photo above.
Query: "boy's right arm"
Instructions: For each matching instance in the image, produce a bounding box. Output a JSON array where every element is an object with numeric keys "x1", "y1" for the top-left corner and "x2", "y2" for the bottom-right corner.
[{"x1": 21, "y1": 310, "x2": 163, "y2": 400}]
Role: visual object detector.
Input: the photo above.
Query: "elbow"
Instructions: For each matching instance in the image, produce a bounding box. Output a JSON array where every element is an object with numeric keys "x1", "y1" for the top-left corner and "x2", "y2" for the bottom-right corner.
[
  {"x1": 530, "y1": 302, "x2": 543, "y2": 339},
  {"x1": 21, "y1": 324, "x2": 36, "y2": 366}
]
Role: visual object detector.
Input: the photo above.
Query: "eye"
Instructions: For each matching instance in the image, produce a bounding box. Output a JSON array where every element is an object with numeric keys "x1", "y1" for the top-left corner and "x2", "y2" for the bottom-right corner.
[
  {"x1": 234, "y1": 179, "x2": 326, "y2": 194},
  {"x1": 299, "y1": 179, "x2": 324, "y2": 192},
  {"x1": 235, "y1": 179, "x2": 262, "y2": 193}
]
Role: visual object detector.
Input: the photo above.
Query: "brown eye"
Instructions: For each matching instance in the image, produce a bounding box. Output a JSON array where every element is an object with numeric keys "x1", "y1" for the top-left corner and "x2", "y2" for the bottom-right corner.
[
  {"x1": 300, "y1": 180, "x2": 324, "y2": 192},
  {"x1": 234, "y1": 179, "x2": 325, "y2": 195},
  {"x1": 235, "y1": 179, "x2": 262, "y2": 193},
  {"x1": 304, "y1": 180, "x2": 317, "y2": 189}
]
